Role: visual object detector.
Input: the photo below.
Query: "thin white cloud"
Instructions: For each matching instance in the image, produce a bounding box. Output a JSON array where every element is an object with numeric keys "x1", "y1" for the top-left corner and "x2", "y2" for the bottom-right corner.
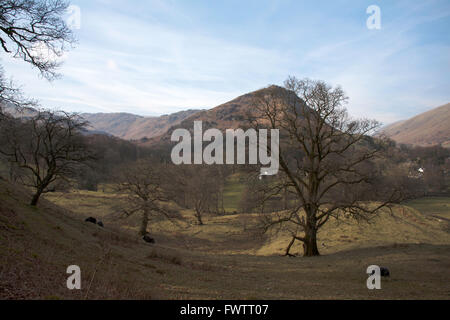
[{"x1": 0, "y1": 0, "x2": 448, "y2": 124}]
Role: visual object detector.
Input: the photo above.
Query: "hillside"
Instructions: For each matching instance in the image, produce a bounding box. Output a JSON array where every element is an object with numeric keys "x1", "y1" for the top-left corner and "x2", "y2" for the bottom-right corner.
[
  {"x1": 380, "y1": 103, "x2": 450, "y2": 147},
  {"x1": 81, "y1": 109, "x2": 202, "y2": 140},
  {"x1": 1, "y1": 177, "x2": 450, "y2": 299},
  {"x1": 0, "y1": 179, "x2": 159, "y2": 299}
]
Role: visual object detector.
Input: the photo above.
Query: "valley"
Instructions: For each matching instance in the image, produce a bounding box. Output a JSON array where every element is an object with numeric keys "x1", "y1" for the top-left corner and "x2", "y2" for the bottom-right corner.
[{"x1": 1, "y1": 178, "x2": 449, "y2": 299}]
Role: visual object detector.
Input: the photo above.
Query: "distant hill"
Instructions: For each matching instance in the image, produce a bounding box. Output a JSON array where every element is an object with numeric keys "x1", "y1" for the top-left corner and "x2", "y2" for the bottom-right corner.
[
  {"x1": 3, "y1": 105, "x2": 201, "y2": 140},
  {"x1": 82, "y1": 109, "x2": 202, "y2": 140},
  {"x1": 380, "y1": 103, "x2": 450, "y2": 147},
  {"x1": 2, "y1": 104, "x2": 202, "y2": 140},
  {"x1": 1, "y1": 104, "x2": 38, "y2": 118}
]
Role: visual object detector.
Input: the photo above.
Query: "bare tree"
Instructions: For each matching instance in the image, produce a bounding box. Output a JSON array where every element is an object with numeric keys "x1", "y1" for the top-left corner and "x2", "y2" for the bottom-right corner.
[
  {"x1": 116, "y1": 161, "x2": 177, "y2": 236},
  {"x1": 0, "y1": 0, "x2": 75, "y2": 79},
  {"x1": 0, "y1": 109, "x2": 92, "y2": 205},
  {"x1": 171, "y1": 165, "x2": 224, "y2": 225},
  {"x1": 248, "y1": 77, "x2": 400, "y2": 257}
]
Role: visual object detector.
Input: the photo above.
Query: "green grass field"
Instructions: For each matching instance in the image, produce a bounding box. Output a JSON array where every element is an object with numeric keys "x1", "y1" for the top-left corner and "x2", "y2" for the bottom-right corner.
[
  {"x1": 404, "y1": 197, "x2": 450, "y2": 219},
  {"x1": 222, "y1": 173, "x2": 246, "y2": 213}
]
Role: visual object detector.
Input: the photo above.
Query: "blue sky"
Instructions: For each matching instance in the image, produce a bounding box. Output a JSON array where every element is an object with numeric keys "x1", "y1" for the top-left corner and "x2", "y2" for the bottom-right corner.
[{"x1": 1, "y1": 0, "x2": 449, "y2": 124}]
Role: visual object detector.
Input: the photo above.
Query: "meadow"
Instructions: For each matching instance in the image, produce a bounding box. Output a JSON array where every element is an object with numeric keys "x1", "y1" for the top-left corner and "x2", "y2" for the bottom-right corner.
[
  {"x1": 38, "y1": 184, "x2": 450, "y2": 299},
  {"x1": 1, "y1": 177, "x2": 449, "y2": 299}
]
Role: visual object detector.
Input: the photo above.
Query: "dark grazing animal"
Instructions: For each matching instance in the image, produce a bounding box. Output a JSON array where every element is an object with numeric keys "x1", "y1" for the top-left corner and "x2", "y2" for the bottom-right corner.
[
  {"x1": 142, "y1": 234, "x2": 155, "y2": 244},
  {"x1": 380, "y1": 267, "x2": 390, "y2": 277},
  {"x1": 370, "y1": 266, "x2": 390, "y2": 277},
  {"x1": 97, "y1": 221, "x2": 104, "y2": 228},
  {"x1": 85, "y1": 217, "x2": 97, "y2": 224}
]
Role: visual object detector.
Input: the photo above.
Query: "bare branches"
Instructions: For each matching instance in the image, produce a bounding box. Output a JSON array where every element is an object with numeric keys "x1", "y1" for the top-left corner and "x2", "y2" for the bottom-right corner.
[
  {"x1": 115, "y1": 160, "x2": 179, "y2": 235},
  {"x1": 0, "y1": 109, "x2": 92, "y2": 205},
  {"x1": 0, "y1": 1, "x2": 73, "y2": 119},
  {"x1": 169, "y1": 164, "x2": 225, "y2": 225},
  {"x1": 0, "y1": 0, "x2": 75, "y2": 79}
]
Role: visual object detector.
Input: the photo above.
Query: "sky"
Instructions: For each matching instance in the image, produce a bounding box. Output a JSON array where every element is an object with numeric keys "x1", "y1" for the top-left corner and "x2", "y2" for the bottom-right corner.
[{"x1": 1, "y1": 0, "x2": 449, "y2": 124}]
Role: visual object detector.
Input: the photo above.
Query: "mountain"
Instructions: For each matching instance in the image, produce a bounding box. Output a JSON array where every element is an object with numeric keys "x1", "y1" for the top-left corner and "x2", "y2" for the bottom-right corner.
[
  {"x1": 82, "y1": 109, "x2": 202, "y2": 140},
  {"x1": 142, "y1": 85, "x2": 301, "y2": 147},
  {"x1": 380, "y1": 103, "x2": 450, "y2": 147},
  {"x1": 0, "y1": 104, "x2": 37, "y2": 118},
  {"x1": 1, "y1": 104, "x2": 201, "y2": 140}
]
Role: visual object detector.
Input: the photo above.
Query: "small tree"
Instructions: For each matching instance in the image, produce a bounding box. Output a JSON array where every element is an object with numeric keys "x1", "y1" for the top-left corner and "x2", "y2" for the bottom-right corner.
[
  {"x1": 0, "y1": 109, "x2": 92, "y2": 205},
  {"x1": 117, "y1": 161, "x2": 176, "y2": 236},
  {"x1": 171, "y1": 165, "x2": 224, "y2": 225},
  {"x1": 249, "y1": 77, "x2": 400, "y2": 257}
]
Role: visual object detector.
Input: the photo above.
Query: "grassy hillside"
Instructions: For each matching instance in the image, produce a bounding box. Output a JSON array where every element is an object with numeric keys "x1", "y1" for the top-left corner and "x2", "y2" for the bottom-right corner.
[
  {"x1": 381, "y1": 103, "x2": 450, "y2": 147},
  {"x1": 0, "y1": 180, "x2": 174, "y2": 299},
  {"x1": 1, "y1": 179, "x2": 450, "y2": 299}
]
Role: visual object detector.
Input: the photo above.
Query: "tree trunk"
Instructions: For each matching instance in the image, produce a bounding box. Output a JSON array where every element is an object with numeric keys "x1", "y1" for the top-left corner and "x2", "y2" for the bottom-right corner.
[
  {"x1": 139, "y1": 209, "x2": 149, "y2": 236},
  {"x1": 284, "y1": 236, "x2": 296, "y2": 257},
  {"x1": 195, "y1": 209, "x2": 204, "y2": 225},
  {"x1": 30, "y1": 188, "x2": 44, "y2": 206},
  {"x1": 300, "y1": 203, "x2": 320, "y2": 257},
  {"x1": 31, "y1": 174, "x2": 53, "y2": 206},
  {"x1": 195, "y1": 200, "x2": 204, "y2": 225},
  {"x1": 303, "y1": 224, "x2": 320, "y2": 257}
]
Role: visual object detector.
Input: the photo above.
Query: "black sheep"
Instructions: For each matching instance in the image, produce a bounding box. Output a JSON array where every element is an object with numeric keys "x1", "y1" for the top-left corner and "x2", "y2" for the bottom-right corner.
[
  {"x1": 97, "y1": 221, "x2": 104, "y2": 228},
  {"x1": 380, "y1": 266, "x2": 390, "y2": 277},
  {"x1": 142, "y1": 234, "x2": 155, "y2": 244},
  {"x1": 85, "y1": 217, "x2": 97, "y2": 224}
]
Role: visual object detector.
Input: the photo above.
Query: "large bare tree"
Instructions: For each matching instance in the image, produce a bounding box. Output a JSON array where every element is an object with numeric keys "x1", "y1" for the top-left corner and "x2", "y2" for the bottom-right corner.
[
  {"x1": 249, "y1": 77, "x2": 400, "y2": 257},
  {"x1": 0, "y1": 109, "x2": 92, "y2": 205}
]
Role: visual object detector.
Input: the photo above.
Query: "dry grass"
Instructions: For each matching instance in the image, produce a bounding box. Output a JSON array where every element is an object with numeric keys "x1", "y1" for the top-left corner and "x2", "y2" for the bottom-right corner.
[
  {"x1": 1, "y1": 181, "x2": 449, "y2": 299},
  {"x1": 147, "y1": 249, "x2": 183, "y2": 266},
  {"x1": 0, "y1": 182, "x2": 157, "y2": 299}
]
